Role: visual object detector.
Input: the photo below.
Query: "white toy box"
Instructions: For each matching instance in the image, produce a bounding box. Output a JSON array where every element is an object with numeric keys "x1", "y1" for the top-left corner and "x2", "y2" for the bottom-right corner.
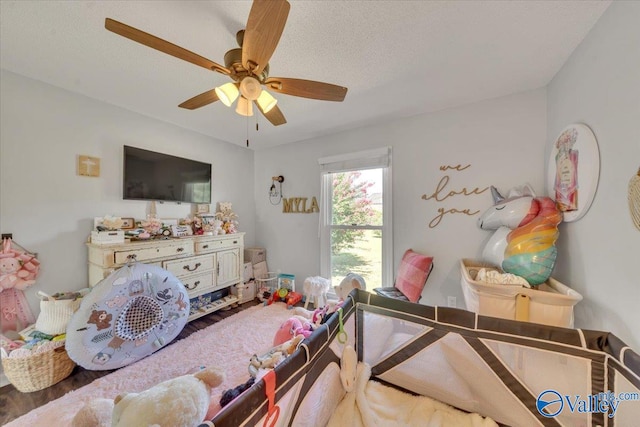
[{"x1": 90, "y1": 230, "x2": 125, "y2": 245}]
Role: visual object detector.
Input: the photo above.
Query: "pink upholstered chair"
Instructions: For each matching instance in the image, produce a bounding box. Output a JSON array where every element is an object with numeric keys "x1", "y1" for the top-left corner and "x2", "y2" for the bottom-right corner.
[{"x1": 373, "y1": 249, "x2": 434, "y2": 303}]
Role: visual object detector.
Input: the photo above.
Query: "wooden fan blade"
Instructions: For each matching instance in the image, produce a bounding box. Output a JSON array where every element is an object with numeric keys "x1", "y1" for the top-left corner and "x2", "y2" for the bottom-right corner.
[
  {"x1": 242, "y1": 0, "x2": 290, "y2": 75},
  {"x1": 178, "y1": 89, "x2": 220, "y2": 110},
  {"x1": 256, "y1": 102, "x2": 287, "y2": 126},
  {"x1": 105, "y1": 18, "x2": 230, "y2": 75},
  {"x1": 264, "y1": 77, "x2": 347, "y2": 101}
]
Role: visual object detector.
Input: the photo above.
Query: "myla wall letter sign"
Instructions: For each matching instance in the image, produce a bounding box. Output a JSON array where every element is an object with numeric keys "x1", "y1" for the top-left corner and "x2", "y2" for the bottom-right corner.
[{"x1": 283, "y1": 197, "x2": 319, "y2": 213}]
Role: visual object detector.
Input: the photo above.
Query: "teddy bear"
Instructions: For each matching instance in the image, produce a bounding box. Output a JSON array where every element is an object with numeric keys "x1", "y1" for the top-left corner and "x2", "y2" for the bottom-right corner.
[
  {"x1": 0, "y1": 256, "x2": 36, "y2": 291},
  {"x1": 72, "y1": 367, "x2": 225, "y2": 427},
  {"x1": 211, "y1": 219, "x2": 225, "y2": 236}
]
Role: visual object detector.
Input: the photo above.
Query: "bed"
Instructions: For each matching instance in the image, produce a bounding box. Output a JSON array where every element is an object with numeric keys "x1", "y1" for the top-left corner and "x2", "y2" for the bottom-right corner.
[{"x1": 209, "y1": 289, "x2": 640, "y2": 427}]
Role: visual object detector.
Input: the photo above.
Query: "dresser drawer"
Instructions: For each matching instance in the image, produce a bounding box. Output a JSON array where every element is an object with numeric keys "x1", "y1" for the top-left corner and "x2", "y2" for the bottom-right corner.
[
  {"x1": 163, "y1": 254, "x2": 215, "y2": 278},
  {"x1": 196, "y1": 236, "x2": 242, "y2": 253},
  {"x1": 182, "y1": 272, "x2": 215, "y2": 296},
  {"x1": 113, "y1": 242, "x2": 193, "y2": 264}
]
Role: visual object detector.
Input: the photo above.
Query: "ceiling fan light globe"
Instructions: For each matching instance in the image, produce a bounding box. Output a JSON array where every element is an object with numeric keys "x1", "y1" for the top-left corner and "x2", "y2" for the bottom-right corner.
[
  {"x1": 215, "y1": 82, "x2": 239, "y2": 107},
  {"x1": 236, "y1": 96, "x2": 253, "y2": 117},
  {"x1": 257, "y1": 90, "x2": 278, "y2": 113},
  {"x1": 240, "y1": 76, "x2": 262, "y2": 101}
]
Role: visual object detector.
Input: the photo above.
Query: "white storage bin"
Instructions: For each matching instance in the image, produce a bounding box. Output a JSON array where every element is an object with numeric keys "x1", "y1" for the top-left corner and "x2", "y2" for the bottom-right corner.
[
  {"x1": 90, "y1": 230, "x2": 125, "y2": 245},
  {"x1": 243, "y1": 262, "x2": 253, "y2": 282},
  {"x1": 231, "y1": 280, "x2": 256, "y2": 304},
  {"x1": 460, "y1": 259, "x2": 582, "y2": 328},
  {"x1": 244, "y1": 247, "x2": 266, "y2": 265}
]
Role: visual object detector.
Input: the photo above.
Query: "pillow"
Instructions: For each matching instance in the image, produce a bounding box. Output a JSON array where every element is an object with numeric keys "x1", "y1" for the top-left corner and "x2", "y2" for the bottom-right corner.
[{"x1": 394, "y1": 249, "x2": 434, "y2": 303}]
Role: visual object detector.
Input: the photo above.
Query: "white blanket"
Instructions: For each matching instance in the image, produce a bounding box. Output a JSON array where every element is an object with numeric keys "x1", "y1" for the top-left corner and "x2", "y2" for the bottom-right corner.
[{"x1": 327, "y1": 347, "x2": 498, "y2": 427}]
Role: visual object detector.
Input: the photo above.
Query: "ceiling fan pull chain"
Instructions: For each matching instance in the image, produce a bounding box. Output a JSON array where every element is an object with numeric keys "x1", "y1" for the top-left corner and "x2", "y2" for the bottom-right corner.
[{"x1": 246, "y1": 112, "x2": 250, "y2": 148}]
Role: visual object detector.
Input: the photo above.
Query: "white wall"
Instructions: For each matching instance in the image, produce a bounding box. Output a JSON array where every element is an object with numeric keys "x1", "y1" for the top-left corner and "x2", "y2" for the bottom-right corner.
[
  {"x1": 0, "y1": 70, "x2": 256, "y2": 317},
  {"x1": 254, "y1": 89, "x2": 547, "y2": 308},
  {"x1": 546, "y1": 1, "x2": 640, "y2": 349}
]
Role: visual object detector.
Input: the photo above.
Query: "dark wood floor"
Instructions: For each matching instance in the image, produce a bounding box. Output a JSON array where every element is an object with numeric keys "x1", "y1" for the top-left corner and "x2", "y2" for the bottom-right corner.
[{"x1": 0, "y1": 300, "x2": 260, "y2": 425}]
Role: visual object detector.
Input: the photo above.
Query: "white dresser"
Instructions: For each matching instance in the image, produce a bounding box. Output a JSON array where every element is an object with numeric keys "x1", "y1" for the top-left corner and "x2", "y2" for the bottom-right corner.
[{"x1": 87, "y1": 233, "x2": 245, "y2": 321}]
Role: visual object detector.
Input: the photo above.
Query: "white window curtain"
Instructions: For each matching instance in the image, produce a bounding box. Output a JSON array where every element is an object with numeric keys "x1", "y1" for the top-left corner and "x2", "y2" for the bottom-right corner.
[{"x1": 318, "y1": 147, "x2": 393, "y2": 288}]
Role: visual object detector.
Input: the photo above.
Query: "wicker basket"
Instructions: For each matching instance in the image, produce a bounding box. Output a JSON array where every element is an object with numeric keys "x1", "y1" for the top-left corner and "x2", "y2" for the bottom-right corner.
[{"x1": 2, "y1": 344, "x2": 75, "y2": 392}]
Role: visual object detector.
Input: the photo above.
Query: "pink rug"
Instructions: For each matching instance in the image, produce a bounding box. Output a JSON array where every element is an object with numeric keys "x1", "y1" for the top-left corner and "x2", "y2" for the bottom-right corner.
[{"x1": 6, "y1": 303, "x2": 295, "y2": 426}]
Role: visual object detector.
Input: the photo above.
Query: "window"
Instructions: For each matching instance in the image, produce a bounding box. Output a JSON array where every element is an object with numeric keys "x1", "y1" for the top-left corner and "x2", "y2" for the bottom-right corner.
[{"x1": 319, "y1": 147, "x2": 392, "y2": 290}]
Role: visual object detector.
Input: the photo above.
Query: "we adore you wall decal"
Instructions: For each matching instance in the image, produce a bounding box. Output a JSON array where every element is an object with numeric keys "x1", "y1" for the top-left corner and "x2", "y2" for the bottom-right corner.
[{"x1": 421, "y1": 164, "x2": 489, "y2": 228}]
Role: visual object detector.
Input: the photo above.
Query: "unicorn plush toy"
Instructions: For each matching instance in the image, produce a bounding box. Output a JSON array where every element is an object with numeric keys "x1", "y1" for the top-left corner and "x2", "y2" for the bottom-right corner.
[{"x1": 477, "y1": 184, "x2": 562, "y2": 286}]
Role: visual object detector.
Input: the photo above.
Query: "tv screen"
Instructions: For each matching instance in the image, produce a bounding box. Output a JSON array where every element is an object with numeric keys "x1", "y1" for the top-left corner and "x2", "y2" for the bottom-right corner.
[{"x1": 123, "y1": 146, "x2": 211, "y2": 204}]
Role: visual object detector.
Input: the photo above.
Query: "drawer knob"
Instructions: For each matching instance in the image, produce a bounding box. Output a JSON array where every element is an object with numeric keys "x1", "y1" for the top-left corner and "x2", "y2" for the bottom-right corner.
[
  {"x1": 177, "y1": 247, "x2": 185, "y2": 252},
  {"x1": 185, "y1": 280, "x2": 200, "y2": 290},
  {"x1": 233, "y1": 241, "x2": 238, "y2": 244},
  {"x1": 126, "y1": 254, "x2": 137, "y2": 261},
  {"x1": 183, "y1": 262, "x2": 201, "y2": 272},
  {"x1": 202, "y1": 244, "x2": 209, "y2": 249}
]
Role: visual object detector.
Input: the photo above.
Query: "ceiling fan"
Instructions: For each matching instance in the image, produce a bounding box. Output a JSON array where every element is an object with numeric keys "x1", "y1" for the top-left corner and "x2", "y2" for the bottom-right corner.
[{"x1": 104, "y1": 0, "x2": 348, "y2": 127}]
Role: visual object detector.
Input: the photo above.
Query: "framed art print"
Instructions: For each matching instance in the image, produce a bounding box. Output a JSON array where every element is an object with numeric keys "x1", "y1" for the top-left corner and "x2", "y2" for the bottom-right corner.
[
  {"x1": 121, "y1": 218, "x2": 135, "y2": 229},
  {"x1": 196, "y1": 204, "x2": 210, "y2": 214},
  {"x1": 546, "y1": 123, "x2": 600, "y2": 222},
  {"x1": 77, "y1": 155, "x2": 100, "y2": 177}
]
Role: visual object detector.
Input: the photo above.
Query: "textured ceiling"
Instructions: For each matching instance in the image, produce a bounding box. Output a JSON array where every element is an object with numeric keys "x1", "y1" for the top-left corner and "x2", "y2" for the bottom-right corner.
[{"x1": 0, "y1": 1, "x2": 611, "y2": 149}]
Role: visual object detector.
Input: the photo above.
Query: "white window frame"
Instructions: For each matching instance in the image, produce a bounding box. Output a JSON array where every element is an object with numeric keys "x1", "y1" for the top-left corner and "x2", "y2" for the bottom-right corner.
[{"x1": 318, "y1": 147, "x2": 393, "y2": 287}]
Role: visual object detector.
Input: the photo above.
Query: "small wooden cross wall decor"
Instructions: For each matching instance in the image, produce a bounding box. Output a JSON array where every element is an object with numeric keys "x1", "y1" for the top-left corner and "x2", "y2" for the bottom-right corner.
[
  {"x1": 283, "y1": 197, "x2": 319, "y2": 213},
  {"x1": 77, "y1": 155, "x2": 101, "y2": 177}
]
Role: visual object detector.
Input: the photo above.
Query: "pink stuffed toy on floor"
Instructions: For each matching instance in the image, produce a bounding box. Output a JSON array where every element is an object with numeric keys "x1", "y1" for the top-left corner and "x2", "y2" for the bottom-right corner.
[{"x1": 273, "y1": 316, "x2": 313, "y2": 346}]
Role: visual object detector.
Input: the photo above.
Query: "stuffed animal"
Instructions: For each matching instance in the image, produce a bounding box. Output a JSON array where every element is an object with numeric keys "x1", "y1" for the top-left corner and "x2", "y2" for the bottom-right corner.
[
  {"x1": 112, "y1": 367, "x2": 224, "y2": 427},
  {"x1": 220, "y1": 377, "x2": 255, "y2": 408},
  {"x1": 248, "y1": 350, "x2": 285, "y2": 378},
  {"x1": 72, "y1": 367, "x2": 224, "y2": 427},
  {"x1": 248, "y1": 335, "x2": 304, "y2": 378},
  {"x1": 0, "y1": 239, "x2": 40, "y2": 291},
  {"x1": 273, "y1": 316, "x2": 314, "y2": 346},
  {"x1": 335, "y1": 273, "x2": 366, "y2": 300},
  {"x1": 0, "y1": 256, "x2": 36, "y2": 291},
  {"x1": 210, "y1": 219, "x2": 225, "y2": 236},
  {"x1": 72, "y1": 398, "x2": 115, "y2": 427},
  {"x1": 294, "y1": 300, "x2": 344, "y2": 328}
]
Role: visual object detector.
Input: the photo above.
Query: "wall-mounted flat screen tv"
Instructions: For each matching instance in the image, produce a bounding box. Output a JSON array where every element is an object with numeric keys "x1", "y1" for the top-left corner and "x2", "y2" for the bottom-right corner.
[{"x1": 123, "y1": 145, "x2": 211, "y2": 204}]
